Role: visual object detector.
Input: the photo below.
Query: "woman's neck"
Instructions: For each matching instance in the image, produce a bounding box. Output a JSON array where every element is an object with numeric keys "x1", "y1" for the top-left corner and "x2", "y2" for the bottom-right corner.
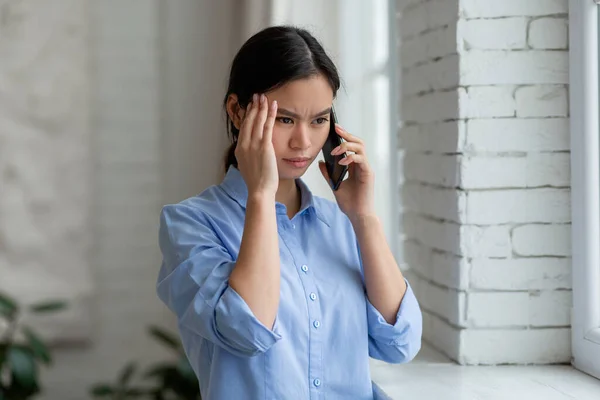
[{"x1": 275, "y1": 178, "x2": 301, "y2": 219}]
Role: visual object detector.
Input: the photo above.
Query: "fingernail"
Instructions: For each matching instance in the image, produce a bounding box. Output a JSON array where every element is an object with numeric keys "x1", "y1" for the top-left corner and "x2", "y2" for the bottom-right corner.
[
  {"x1": 331, "y1": 146, "x2": 340, "y2": 155},
  {"x1": 253, "y1": 93, "x2": 258, "y2": 103},
  {"x1": 260, "y1": 94, "x2": 266, "y2": 104},
  {"x1": 272, "y1": 100, "x2": 278, "y2": 110}
]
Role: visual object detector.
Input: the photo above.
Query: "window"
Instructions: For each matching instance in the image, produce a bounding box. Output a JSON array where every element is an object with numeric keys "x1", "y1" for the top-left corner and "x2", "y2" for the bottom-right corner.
[{"x1": 570, "y1": 0, "x2": 600, "y2": 379}]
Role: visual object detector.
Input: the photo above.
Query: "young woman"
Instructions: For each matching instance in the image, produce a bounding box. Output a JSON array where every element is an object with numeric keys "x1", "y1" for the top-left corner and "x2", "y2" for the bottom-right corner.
[{"x1": 156, "y1": 25, "x2": 422, "y2": 400}]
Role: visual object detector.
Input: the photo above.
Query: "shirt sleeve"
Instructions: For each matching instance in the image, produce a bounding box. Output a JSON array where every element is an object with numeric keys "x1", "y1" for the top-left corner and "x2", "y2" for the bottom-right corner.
[
  {"x1": 366, "y1": 279, "x2": 423, "y2": 364},
  {"x1": 156, "y1": 204, "x2": 282, "y2": 357}
]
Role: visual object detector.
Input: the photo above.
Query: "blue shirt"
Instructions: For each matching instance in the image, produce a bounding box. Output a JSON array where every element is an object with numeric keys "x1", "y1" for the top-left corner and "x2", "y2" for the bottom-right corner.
[{"x1": 156, "y1": 166, "x2": 422, "y2": 400}]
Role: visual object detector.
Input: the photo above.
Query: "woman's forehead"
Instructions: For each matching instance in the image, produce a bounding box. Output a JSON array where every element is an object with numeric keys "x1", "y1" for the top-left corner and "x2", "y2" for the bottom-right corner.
[{"x1": 267, "y1": 76, "x2": 334, "y2": 114}]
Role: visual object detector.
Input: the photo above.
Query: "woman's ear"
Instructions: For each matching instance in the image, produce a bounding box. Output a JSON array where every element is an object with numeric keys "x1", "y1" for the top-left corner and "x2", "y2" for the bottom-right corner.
[{"x1": 226, "y1": 94, "x2": 246, "y2": 130}]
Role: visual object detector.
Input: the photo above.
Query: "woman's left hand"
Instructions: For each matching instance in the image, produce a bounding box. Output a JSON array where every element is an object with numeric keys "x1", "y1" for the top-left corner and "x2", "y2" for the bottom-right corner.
[{"x1": 318, "y1": 124, "x2": 376, "y2": 223}]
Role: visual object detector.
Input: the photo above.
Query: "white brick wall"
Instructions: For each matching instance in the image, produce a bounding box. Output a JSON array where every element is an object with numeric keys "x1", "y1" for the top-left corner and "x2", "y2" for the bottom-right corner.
[
  {"x1": 39, "y1": 2, "x2": 172, "y2": 398},
  {"x1": 39, "y1": 1, "x2": 238, "y2": 398},
  {"x1": 0, "y1": 0, "x2": 93, "y2": 343},
  {"x1": 398, "y1": 0, "x2": 571, "y2": 364}
]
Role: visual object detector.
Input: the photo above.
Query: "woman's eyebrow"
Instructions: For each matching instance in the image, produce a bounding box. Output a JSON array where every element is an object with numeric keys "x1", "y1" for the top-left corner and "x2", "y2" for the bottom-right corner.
[{"x1": 277, "y1": 107, "x2": 332, "y2": 119}]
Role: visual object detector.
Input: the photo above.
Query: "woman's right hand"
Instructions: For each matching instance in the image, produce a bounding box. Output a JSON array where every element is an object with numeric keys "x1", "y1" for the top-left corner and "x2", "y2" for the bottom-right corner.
[{"x1": 235, "y1": 93, "x2": 279, "y2": 197}]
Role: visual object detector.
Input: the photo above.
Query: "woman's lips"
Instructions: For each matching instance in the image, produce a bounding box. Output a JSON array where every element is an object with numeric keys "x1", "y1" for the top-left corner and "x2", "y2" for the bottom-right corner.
[{"x1": 284, "y1": 157, "x2": 310, "y2": 168}]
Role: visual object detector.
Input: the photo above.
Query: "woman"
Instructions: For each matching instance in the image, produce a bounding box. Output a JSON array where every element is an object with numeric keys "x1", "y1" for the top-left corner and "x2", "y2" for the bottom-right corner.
[{"x1": 156, "y1": 26, "x2": 422, "y2": 400}]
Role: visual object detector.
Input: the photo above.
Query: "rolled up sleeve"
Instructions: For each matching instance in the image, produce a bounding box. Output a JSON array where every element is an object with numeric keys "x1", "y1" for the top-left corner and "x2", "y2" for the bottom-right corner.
[
  {"x1": 157, "y1": 204, "x2": 282, "y2": 357},
  {"x1": 367, "y1": 279, "x2": 422, "y2": 364}
]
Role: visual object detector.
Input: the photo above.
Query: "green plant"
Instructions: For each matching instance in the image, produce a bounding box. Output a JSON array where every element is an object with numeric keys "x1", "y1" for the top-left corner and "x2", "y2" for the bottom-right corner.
[
  {"x1": 90, "y1": 326, "x2": 200, "y2": 400},
  {"x1": 0, "y1": 291, "x2": 68, "y2": 399}
]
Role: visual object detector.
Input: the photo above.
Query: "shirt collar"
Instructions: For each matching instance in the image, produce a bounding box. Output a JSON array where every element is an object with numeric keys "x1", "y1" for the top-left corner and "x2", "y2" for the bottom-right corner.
[{"x1": 220, "y1": 166, "x2": 330, "y2": 227}]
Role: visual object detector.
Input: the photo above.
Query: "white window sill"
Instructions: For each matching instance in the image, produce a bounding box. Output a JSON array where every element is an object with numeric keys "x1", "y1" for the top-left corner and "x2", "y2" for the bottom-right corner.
[{"x1": 371, "y1": 345, "x2": 600, "y2": 399}]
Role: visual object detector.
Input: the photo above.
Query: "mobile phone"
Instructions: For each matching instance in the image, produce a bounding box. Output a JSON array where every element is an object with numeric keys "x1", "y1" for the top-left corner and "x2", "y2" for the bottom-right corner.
[{"x1": 321, "y1": 107, "x2": 349, "y2": 191}]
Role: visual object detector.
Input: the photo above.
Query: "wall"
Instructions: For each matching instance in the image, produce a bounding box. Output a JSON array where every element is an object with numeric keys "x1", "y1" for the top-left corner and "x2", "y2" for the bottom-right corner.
[
  {"x1": 397, "y1": 0, "x2": 572, "y2": 364},
  {"x1": 0, "y1": 0, "x2": 93, "y2": 344},
  {"x1": 38, "y1": 1, "x2": 238, "y2": 398}
]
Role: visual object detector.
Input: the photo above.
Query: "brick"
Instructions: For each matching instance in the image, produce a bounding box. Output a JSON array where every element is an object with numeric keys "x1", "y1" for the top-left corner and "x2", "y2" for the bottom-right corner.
[
  {"x1": 461, "y1": 153, "x2": 571, "y2": 190},
  {"x1": 401, "y1": 24, "x2": 457, "y2": 68},
  {"x1": 430, "y1": 250, "x2": 470, "y2": 290},
  {"x1": 460, "y1": 328, "x2": 570, "y2": 364},
  {"x1": 512, "y1": 224, "x2": 571, "y2": 256},
  {"x1": 422, "y1": 310, "x2": 461, "y2": 362},
  {"x1": 460, "y1": 0, "x2": 568, "y2": 19},
  {"x1": 467, "y1": 292, "x2": 530, "y2": 327},
  {"x1": 399, "y1": 120, "x2": 465, "y2": 154},
  {"x1": 465, "y1": 118, "x2": 569, "y2": 153},
  {"x1": 515, "y1": 85, "x2": 568, "y2": 117},
  {"x1": 459, "y1": 86, "x2": 516, "y2": 118},
  {"x1": 470, "y1": 257, "x2": 571, "y2": 290},
  {"x1": 458, "y1": 18, "x2": 527, "y2": 50},
  {"x1": 418, "y1": 279, "x2": 466, "y2": 327},
  {"x1": 403, "y1": 239, "x2": 433, "y2": 279},
  {"x1": 398, "y1": 125, "x2": 420, "y2": 151},
  {"x1": 403, "y1": 153, "x2": 460, "y2": 187},
  {"x1": 400, "y1": 0, "x2": 460, "y2": 39},
  {"x1": 403, "y1": 213, "x2": 462, "y2": 255},
  {"x1": 529, "y1": 290, "x2": 571, "y2": 327},
  {"x1": 465, "y1": 188, "x2": 570, "y2": 224},
  {"x1": 401, "y1": 182, "x2": 466, "y2": 222},
  {"x1": 402, "y1": 54, "x2": 460, "y2": 96},
  {"x1": 461, "y1": 225, "x2": 512, "y2": 258},
  {"x1": 460, "y1": 51, "x2": 568, "y2": 85},
  {"x1": 524, "y1": 153, "x2": 570, "y2": 186},
  {"x1": 528, "y1": 17, "x2": 568, "y2": 50},
  {"x1": 396, "y1": 0, "x2": 424, "y2": 13},
  {"x1": 460, "y1": 156, "x2": 527, "y2": 188},
  {"x1": 403, "y1": 90, "x2": 459, "y2": 123}
]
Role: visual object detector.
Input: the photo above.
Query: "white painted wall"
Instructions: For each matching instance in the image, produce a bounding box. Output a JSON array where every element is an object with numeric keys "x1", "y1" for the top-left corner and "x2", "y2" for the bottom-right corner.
[
  {"x1": 397, "y1": 0, "x2": 572, "y2": 364},
  {"x1": 0, "y1": 0, "x2": 93, "y2": 343},
  {"x1": 37, "y1": 1, "x2": 238, "y2": 398}
]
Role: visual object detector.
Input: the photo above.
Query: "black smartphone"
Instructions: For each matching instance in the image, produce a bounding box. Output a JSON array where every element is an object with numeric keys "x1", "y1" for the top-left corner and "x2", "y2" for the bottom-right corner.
[{"x1": 321, "y1": 107, "x2": 349, "y2": 191}]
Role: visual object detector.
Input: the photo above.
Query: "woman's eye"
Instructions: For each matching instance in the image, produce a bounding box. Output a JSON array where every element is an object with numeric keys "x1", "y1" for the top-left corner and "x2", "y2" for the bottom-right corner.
[
  {"x1": 277, "y1": 117, "x2": 293, "y2": 124},
  {"x1": 314, "y1": 117, "x2": 329, "y2": 125}
]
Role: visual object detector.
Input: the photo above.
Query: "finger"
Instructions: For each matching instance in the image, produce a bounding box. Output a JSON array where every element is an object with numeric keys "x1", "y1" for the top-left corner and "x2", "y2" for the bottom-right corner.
[
  {"x1": 262, "y1": 99, "x2": 277, "y2": 144},
  {"x1": 252, "y1": 94, "x2": 269, "y2": 141},
  {"x1": 331, "y1": 141, "x2": 365, "y2": 156},
  {"x1": 238, "y1": 94, "x2": 259, "y2": 147},
  {"x1": 338, "y1": 153, "x2": 367, "y2": 166},
  {"x1": 335, "y1": 124, "x2": 364, "y2": 145}
]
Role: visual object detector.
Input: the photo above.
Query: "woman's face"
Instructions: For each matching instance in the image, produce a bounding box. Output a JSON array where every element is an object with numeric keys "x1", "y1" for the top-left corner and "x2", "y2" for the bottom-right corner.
[{"x1": 264, "y1": 74, "x2": 334, "y2": 180}]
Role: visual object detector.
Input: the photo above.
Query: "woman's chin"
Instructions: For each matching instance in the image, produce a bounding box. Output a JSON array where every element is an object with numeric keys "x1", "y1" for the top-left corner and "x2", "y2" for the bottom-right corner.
[{"x1": 278, "y1": 161, "x2": 311, "y2": 180}]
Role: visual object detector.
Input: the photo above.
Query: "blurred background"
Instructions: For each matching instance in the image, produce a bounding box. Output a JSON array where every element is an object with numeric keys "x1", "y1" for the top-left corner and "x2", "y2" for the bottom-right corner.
[
  {"x1": 2, "y1": 0, "x2": 600, "y2": 399},
  {"x1": 1, "y1": 0, "x2": 398, "y2": 398}
]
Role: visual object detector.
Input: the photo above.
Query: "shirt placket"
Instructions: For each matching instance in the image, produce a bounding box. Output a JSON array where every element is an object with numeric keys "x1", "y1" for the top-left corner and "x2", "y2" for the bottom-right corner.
[{"x1": 278, "y1": 213, "x2": 324, "y2": 399}]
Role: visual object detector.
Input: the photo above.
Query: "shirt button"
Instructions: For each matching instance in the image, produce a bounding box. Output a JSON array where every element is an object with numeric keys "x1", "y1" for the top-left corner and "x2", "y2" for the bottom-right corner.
[
  {"x1": 292, "y1": 223, "x2": 296, "y2": 229},
  {"x1": 313, "y1": 320, "x2": 321, "y2": 329},
  {"x1": 314, "y1": 378, "x2": 321, "y2": 387},
  {"x1": 301, "y1": 265, "x2": 308, "y2": 272},
  {"x1": 309, "y1": 293, "x2": 317, "y2": 301}
]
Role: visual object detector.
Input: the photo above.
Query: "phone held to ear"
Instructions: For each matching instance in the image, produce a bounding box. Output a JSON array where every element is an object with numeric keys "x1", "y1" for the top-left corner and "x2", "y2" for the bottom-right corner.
[{"x1": 321, "y1": 107, "x2": 349, "y2": 191}]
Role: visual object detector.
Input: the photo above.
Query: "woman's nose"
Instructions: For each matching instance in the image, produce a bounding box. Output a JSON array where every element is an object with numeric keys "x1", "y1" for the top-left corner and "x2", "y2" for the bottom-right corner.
[{"x1": 290, "y1": 125, "x2": 311, "y2": 149}]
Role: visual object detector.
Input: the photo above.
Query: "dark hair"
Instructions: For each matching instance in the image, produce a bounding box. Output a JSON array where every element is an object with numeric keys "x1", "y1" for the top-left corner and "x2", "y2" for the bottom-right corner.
[{"x1": 222, "y1": 25, "x2": 341, "y2": 172}]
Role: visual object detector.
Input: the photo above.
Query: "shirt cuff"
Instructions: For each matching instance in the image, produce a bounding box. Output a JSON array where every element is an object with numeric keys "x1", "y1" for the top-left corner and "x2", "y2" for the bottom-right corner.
[
  {"x1": 215, "y1": 285, "x2": 282, "y2": 354},
  {"x1": 366, "y1": 279, "x2": 422, "y2": 346}
]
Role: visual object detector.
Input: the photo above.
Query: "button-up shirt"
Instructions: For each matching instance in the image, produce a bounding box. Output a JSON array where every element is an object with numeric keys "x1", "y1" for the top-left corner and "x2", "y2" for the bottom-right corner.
[{"x1": 156, "y1": 166, "x2": 422, "y2": 400}]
